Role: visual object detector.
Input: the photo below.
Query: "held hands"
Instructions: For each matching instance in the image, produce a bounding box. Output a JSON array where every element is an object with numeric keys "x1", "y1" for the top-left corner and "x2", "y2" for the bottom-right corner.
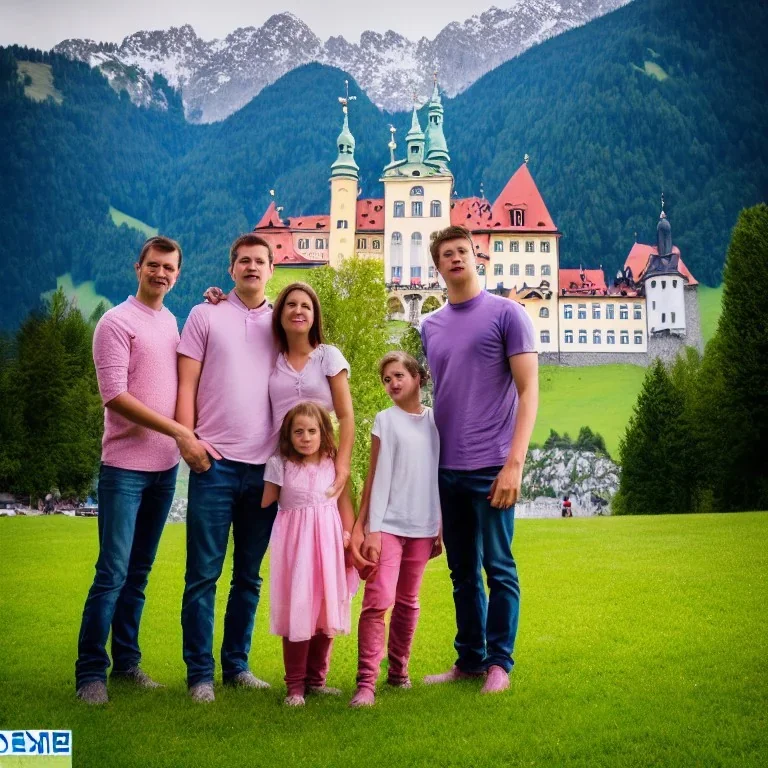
[
  {"x1": 362, "y1": 531, "x2": 382, "y2": 565},
  {"x1": 430, "y1": 535, "x2": 443, "y2": 559},
  {"x1": 203, "y1": 286, "x2": 226, "y2": 304},
  {"x1": 488, "y1": 463, "x2": 523, "y2": 509},
  {"x1": 177, "y1": 428, "x2": 210, "y2": 473}
]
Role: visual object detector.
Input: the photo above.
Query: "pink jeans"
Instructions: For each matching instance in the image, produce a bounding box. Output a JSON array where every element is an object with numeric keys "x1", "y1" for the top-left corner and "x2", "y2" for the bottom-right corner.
[
  {"x1": 282, "y1": 634, "x2": 333, "y2": 697},
  {"x1": 356, "y1": 533, "x2": 434, "y2": 691}
]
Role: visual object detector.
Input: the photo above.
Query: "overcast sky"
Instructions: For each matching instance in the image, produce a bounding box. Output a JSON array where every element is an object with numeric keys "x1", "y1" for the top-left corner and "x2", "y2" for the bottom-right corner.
[{"x1": 0, "y1": 0, "x2": 503, "y2": 50}]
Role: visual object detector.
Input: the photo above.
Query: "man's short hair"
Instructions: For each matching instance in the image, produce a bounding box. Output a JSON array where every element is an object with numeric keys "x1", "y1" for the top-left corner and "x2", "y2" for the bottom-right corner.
[
  {"x1": 138, "y1": 236, "x2": 183, "y2": 268},
  {"x1": 229, "y1": 233, "x2": 274, "y2": 268},
  {"x1": 429, "y1": 225, "x2": 475, "y2": 268}
]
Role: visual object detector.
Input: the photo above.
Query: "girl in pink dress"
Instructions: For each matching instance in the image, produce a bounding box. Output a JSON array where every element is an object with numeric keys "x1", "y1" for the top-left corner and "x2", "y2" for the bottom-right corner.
[{"x1": 262, "y1": 401, "x2": 356, "y2": 707}]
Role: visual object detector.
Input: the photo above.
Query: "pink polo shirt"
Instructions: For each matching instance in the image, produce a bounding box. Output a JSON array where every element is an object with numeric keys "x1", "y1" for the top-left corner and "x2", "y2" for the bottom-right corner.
[
  {"x1": 92, "y1": 296, "x2": 181, "y2": 472},
  {"x1": 178, "y1": 291, "x2": 277, "y2": 465}
]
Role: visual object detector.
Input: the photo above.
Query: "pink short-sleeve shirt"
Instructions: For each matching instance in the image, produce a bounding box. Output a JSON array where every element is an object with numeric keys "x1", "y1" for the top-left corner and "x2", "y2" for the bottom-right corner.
[{"x1": 178, "y1": 291, "x2": 278, "y2": 465}]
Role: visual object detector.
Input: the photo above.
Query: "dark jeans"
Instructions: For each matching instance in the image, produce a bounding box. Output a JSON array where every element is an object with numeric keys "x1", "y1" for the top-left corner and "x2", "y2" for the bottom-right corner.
[
  {"x1": 181, "y1": 457, "x2": 277, "y2": 687},
  {"x1": 76, "y1": 463, "x2": 178, "y2": 688},
  {"x1": 438, "y1": 466, "x2": 520, "y2": 674}
]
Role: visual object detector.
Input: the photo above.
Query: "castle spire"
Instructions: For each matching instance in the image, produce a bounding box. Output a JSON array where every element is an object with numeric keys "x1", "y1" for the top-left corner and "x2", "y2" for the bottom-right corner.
[
  {"x1": 424, "y1": 74, "x2": 450, "y2": 167},
  {"x1": 330, "y1": 80, "x2": 359, "y2": 180},
  {"x1": 405, "y1": 99, "x2": 425, "y2": 164}
]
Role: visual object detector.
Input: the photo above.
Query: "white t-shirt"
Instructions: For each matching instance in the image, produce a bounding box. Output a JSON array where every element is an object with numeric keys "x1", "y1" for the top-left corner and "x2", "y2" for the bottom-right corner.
[{"x1": 368, "y1": 405, "x2": 441, "y2": 538}]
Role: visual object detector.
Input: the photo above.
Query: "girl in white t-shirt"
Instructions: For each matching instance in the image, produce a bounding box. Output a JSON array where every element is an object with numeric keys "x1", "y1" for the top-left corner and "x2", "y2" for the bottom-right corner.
[{"x1": 349, "y1": 351, "x2": 442, "y2": 707}]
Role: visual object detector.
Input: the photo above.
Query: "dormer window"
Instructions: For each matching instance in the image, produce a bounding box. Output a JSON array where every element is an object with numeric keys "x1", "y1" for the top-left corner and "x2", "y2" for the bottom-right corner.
[
  {"x1": 410, "y1": 186, "x2": 424, "y2": 196},
  {"x1": 510, "y1": 209, "x2": 524, "y2": 227}
]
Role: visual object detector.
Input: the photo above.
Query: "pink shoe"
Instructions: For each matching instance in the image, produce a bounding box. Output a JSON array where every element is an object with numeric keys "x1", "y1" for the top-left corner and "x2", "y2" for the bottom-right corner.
[
  {"x1": 349, "y1": 687, "x2": 375, "y2": 708},
  {"x1": 481, "y1": 665, "x2": 510, "y2": 694},
  {"x1": 423, "y1": 665, "x2": 484, "y2": 685},
  {"x1": 387, "y1": 675, "x2": 412, "y2": 689}
]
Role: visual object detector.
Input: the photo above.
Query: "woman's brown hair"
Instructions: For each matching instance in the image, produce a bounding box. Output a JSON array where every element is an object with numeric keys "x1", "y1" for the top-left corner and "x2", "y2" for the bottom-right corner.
[
  {"x1": 378, "y1": 350, "x2": 428, "y2": 386},
  {"x1": 271, "y1": 282, "x2": 325, "y2": 353},
  {"x1": 279, "y1": 401, "x2": 337, "y2": 462}
]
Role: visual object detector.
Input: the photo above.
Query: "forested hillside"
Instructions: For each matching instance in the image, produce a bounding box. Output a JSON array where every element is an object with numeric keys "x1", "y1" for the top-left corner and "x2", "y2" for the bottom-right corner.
[{"x1": 1, "y1": 0, "x2": 766, "y2": 329}]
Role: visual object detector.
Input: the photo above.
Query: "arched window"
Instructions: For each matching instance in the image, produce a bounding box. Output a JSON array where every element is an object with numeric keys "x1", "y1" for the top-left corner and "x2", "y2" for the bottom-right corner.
[
  {"x1": 430, "y1": 200, "x2": 441, "y2": 217},
  {"x1": 410, "y1": 186, "x2": 424, "y2": 196},
  {"x1": 539, "y1": 307, "x2": 549, "y2": 318}
]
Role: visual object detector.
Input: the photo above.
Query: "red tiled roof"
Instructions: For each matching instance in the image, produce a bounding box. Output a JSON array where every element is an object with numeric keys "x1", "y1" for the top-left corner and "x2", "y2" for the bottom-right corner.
[
  {"x1": 450, "y1": 197, "x2": 494, "y2": 229},
  {"x1": 559, "y1": 268, "x2": 608, "y2": 295},
  {"x1": 254, "y1": 201, "x2": 287, "y2": 230},
  {"x1": 285, "y1": 214, "x2": 329, "y2": 231},
  {"x1": 356, "y1": 198, "x2": 385, "y2": 231},
  {"x1": 490, "y1": 163, "x2": 557, "y2": 232},
  {"x1": 255, "y1": 230, "x2": 324, "y2": 266},
  {"x1": 624, "y1": 242, "x2": 699, "y2": 286}
]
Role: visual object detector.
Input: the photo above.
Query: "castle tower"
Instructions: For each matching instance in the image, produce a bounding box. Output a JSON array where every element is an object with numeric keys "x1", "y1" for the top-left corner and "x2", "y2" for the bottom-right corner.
[
  {"x1": 424, "y1": 76, "x2": 450, "y2": 169},
  {"x1": 405, "y1": 105, "x2": 426, "y2": 165},
  {"x1": 328, "y1": 83, "x2": 359, "y2": 268}
]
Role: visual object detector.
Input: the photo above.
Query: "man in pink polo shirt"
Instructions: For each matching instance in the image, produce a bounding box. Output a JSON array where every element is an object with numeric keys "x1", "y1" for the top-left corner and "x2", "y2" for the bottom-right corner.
[
  {"x1": 76, "y1": 236, "x2": 209, "y2": 705},
  {"x1": 177, "y1": 233, "x2": 278, "y2": 702}
]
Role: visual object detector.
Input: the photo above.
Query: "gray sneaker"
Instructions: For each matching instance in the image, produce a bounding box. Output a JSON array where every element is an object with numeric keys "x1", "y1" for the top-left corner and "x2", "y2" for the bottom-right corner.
[
  {"x1": 76, "y1": 680, "x2": 109, "y2": 705},
  {"x1": 224, "y1": 671, "x2": 270, "y2": 689},
  {"x1": 189, "y1": 682, "x2": 215, "y2": 703},
  {"x1": 111, "y1": 666, "x2": 163, "y2": 689}
]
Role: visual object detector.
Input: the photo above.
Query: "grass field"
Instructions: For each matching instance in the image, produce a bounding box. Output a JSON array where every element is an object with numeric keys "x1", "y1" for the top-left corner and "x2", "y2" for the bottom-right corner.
[
  {"x1": 109, "y1": 206, "x2": 159, "y2": 238},
  {"x1": 1, "y1": 513, "x2": 766, "y2": 767},
  {"x1": 698, "y1": 284, "x2": 724, "y2": 344},
  {"x1": 17, "y1": 61, "x2": 63, "y2": 104},
  {"x1": 41, "y1": 273, "x2": 113, "y2": 319}
]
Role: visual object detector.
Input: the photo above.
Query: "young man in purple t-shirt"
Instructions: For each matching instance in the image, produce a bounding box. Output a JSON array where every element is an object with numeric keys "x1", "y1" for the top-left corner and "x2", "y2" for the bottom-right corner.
[
  {"x1": 76, "y1": 236, "x2": 209, "y2": 705},
  {"x1": 177, "y1": 233, "x2": 279, "y2": 702},
  {"x1": 420, "y1": 225, "x2": 538, "y2": 694}
]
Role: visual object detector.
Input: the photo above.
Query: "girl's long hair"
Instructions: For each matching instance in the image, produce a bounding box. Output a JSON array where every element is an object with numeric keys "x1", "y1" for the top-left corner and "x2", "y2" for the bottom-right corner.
[
  {"x1": 279, "y1": 401, "x2": 337, "y2": 462},
  {"x1": 272, "y1": 282, "x2": 325, "y2": 353}
]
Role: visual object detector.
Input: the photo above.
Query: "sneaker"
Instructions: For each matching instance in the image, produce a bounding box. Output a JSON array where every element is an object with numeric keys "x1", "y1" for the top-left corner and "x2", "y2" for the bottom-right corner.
[
  {"x1": 306, "y1": 685, "x2": 342, "y2": 696},
  {"x1": 386, "y1": 675, "x2": 412, "y2": 689},
  {"x1": 76, "y1": 680, "x2": 109, "y2": 705},
  {"x1": 349, "y1": 687, "x2": 375, "y2": 708},
  {"x1": 423, "y1": 665, "x2": 484, "y2": 685},
  {"x1": 480, "y1": 665, "x2": 510, "y2": 694},
  {"x1": 284, "y1": 694, "x2": 305, "y2": 707},
  {"x1": 224, "y1": 671, "x2": 270, "y2": 689},
  {"x1": 111, "y1": 666, "x2": 163, "y2": 689},
  {"x1": 189, "y1": 682, "x2": 215, "y2": 703}
]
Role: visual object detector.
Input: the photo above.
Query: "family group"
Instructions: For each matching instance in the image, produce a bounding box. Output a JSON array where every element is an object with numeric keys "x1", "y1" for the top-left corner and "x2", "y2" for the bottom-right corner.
[{"x1": 74, "y1": 224, "x2": 538, "y2": 708}]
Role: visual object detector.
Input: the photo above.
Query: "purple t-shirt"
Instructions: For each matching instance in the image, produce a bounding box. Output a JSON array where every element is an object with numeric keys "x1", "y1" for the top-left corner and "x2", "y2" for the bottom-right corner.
[{"x1": 421, "y1": 291, "x2": 536, "y2": 470}]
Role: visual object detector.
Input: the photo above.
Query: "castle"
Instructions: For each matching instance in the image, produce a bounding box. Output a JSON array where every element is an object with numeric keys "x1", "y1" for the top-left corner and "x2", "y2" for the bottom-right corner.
[{"x1": 253, "y1": 79, "x2": 702, "y2": 366}]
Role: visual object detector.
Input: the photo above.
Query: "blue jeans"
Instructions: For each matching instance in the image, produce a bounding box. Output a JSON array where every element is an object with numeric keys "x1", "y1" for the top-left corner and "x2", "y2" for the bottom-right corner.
[
  {"x1": 438, "y1": 466, "x2": 520, "y2": 674},
  {"x1": 76, "y1": 463, "x2": 178, "y2": 688},
  {"x1": 181, "y1": 457, "x2": 277, "y2": 687}
]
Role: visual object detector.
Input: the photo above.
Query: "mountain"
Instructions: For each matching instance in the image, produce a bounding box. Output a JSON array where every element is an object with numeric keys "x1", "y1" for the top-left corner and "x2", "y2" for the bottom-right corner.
[{"x1": 54, "y1": 1, "x2": 630, "y2": 122}]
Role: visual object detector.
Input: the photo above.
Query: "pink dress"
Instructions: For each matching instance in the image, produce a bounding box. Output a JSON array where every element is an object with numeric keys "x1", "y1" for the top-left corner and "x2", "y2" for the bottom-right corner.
[{"x1": 265, "y1": 455, "x2": 355, "y2": 642}]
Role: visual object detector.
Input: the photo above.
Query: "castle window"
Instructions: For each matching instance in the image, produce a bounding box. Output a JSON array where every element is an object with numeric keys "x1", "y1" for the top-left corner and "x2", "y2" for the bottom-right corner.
[
  {"x1": 673, "y1": 279, "x2": 678, "y2": 288},
  {"x1": 510, "y1": 264, "x2": 519, "y2": 276},
  {"x1": 525, "y1": 241, "x2": 535, "y2": 253},
  {"x1": 411, "y1": 201, "x2": 423, "y2": 217},
  {"x1": 394, "y1": 201, "x2": 405, "y2": 217},
  {"x1": 592, "y1": 303, "x2": 601, "y2": 320},
  {"x1": 565, "y1": 330, "x2": 573, "y2": 344},
  {"x1": 671, "y1": 312, "x2": 676, "y2": 324},
  {"x1": 315, "y1": 238, "x2": 325, "y2": 249},
  {"x1": 661, "y1": 313, "x2": 666, "y2": 323},
  {"x1": 411, "y1": 266, "x2": 422, "y2": 280},
  {"x1": 539, "y1": 307, "x2": 549, "y2": 318},
  {"x1": 429, "y1": 266, "x2": 435, "y2": 279},
  {"x1": 411, "y1": 146, "x2": 419, "y2": 154},
  {"x1": 621, "y1": 331, "x2": 629, "y2": 345},
  {"x1": 579, "y1": 330, "x2": 587, "y2": 344},
  {"x1": 510, "y1": 209, "x2": 524, "y2": 227},
  {"x1": 606, "y1": 304, "x2": 615, "y2": 320},
  {"x1": 540, "y1": 241, "x2": 550, "y2": 253},
  {"x1": 410, "y1": 186, "x2": 424, "y2": 196},
  {"x1": 578, "y1": 304, "x2": 587, "y2": 320},
  {"x1": 430, "y1": 200, "x2": 441, "y2": 217},
  {"x1": 494, "y1": 264, "x2": 503, "y2": 276},
  {"x1": 541, "y1": 330, "x2": 550, "y2": 344},
  {"x1": 661, "y1": 280, "x2": 667, "y2": 289},
  {"x1": 634, "y1": 332, "x2": 643, "y2": 345},
  {"x1": 607, "y1": 331, "x2": 616, "y2": 345},
  {"x1": 526, "y1": 264, "x2": 535, "y2": 276},
  {"x1": 391, "y1": 266, "x2": 402, "y2": 280},
  {"x1": 510, "y1": 241, "x2": 519, "y2": 252},
  {"x1": 564, "y1": 304, "x2": 573, "y2": 320},
  {"x1": 593, "y1": 330, "x2": 601, "y2": 345},
  {"x1": 652, "y1": 301, "x2": 656, "y2": 310},
  {"x1": 634, "y1": 304, "x2": 642, "y2": 319},
  {"x1": 619, "y1": 304, "x2": 629, "y2": 320},
  {"x1": 494, "y1": 240, "x2": 504, "y2": 252},
  {"x1": 372, "y1": 239, "x2": 381, "y2": 250},
  {"x1": 357, "y1": 238, "x2": 367, "y2": 250},
  {"x1": 391, "y1": 232, "x2": 403, "y2": 268},
  {"x1": 651, "y1": 280, "x2": 656, "y2": 288},
  {"x1": 336, "y1": 220, "x2": 348, "y2": 229},
  {"x1": 541, "y1": 264, "x2": 551, "y2": 276},
  {"x1": 298, "y1": 238, "x2": 309, "y2": 250}
]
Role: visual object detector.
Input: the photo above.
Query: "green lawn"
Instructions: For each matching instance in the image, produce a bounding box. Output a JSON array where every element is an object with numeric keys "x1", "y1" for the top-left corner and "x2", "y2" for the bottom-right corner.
[
  {"x1": 1, "y1": 513, "x2": 766, "y2": 766},
  {"x1": 18, "y1": 61, "x2": 63, "y2": 104},
  {"x1": 109, "y1": 206, "x2": 159, "y2": 238},
  {"x1": 698, "y1": 284, "x2": 724, "y2": 344},
  {"x1": 41, "y1": 273, "x2": 113, "y2": 320}
]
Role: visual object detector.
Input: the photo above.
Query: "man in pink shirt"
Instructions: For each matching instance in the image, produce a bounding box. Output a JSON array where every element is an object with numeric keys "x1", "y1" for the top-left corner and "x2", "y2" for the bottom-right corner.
[
  {"x1": 76, "y1": 236, "x2": 209, "y2": 705},
  {"x1": 177, "y1": 233, "x2": 278, "y2": 702}
]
